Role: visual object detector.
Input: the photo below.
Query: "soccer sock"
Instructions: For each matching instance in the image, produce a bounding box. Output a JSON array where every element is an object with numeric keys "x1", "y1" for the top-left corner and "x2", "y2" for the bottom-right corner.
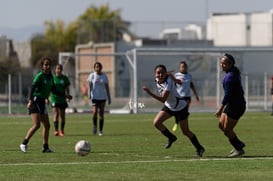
[
  {"x1": 161, "y1": 129, "x2": 176, "y2": 140},
  {"x1": 61, "y1": 122, "x2": 65, "y2": 131},
  {"x1": 99, "y1": 118, "x2": 104, "y2": 131},
  {"x1": 54, "y1": 121, "x2": 59, "y2": 131},
  {"x1": 43, "y1": 143, "x2": 49, "y2": 150},
  {"x1": 22, "y1": 139, "x2": 28, "y2": 145},
  {"x1": 93, "y1": 117, "x2": 97, "y2": 127},
  {"x1": 229, "y1": 136, "x2": 244, "y2": 150},
  {"x1": 190, "y1": 134, "x2": 203, "y2": 150}
]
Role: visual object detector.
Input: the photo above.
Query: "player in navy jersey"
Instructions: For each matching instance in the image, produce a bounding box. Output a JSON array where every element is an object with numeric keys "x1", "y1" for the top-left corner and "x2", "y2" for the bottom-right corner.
[
  {"x1": 143, "y1": 64, "x2": 205, "y2": 157},
  {"x1": 215, "y1": 53, "x2": 246, "y2": 157}
]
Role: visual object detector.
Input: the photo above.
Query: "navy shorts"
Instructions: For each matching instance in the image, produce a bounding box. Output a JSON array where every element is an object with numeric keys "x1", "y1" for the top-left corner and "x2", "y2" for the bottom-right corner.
[
  {"x1": 161, "y1": 105, "x2": 190, "y2": 123},
  {"x1": 51, "y1": 102, "x2": 68, "y2": 109},
  {"x1": 28, "y1": 97, "x2": 48, "y2": 115},
  {"x1": 223, "y1": 103, "x2": 246, "y2": 120},
  {"x1": 92, "y1": 99, "x2": 106, "y2": 106}
]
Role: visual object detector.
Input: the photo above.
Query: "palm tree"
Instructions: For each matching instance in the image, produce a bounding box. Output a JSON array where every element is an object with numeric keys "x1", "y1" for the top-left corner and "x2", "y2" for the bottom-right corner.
[
  {"x1": 77, "y1": 3, "x2": 131, "y2": 43},
  {"x1": 44, "y1": 19, "x2": 78, "y2": 52},
  {"x1": 30, "y1": 20, "x2": 78, "y2": 66}
]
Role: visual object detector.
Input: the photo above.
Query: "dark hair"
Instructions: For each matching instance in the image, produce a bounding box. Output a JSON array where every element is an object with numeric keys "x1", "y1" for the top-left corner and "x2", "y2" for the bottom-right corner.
[
  {"x1": 40, "y1": 57, "x2": 52, "y2": 67},
  {"x1": 223, "y1": 53, "x2": 235, "y2": 65},
  {"x1": 56, "y1": 64, "x2": 63, "y2": 70},
  {"x1": 154, "y1": 64, "x2": 167, "y2": 72},
  {"x1": 222, "y1": 53, "x2": 240, "y2": 75},
  {"x1": 93, "y1": 62, "x2": 103, "y2": 69},
  {"x1": 179, "y1": 60, "x2": 188, "y2": 67}
]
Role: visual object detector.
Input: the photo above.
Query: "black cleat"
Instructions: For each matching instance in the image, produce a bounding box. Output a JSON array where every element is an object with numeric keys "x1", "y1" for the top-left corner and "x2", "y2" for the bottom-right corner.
[
  {"x1": 196, "y1": 147, "x2": 205, "y2": 157},
  {"x1": 165, "y1": 136, "x2": 177, "y2": 149}
]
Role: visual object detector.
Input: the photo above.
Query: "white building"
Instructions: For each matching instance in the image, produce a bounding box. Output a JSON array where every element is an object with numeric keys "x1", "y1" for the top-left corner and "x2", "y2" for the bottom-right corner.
[
  {"x1": 207, "y1": 10, "x2": 273, "y2": 46},
  {"x1": 159, "y1": 24, "x2": 206, "y2": 40}
]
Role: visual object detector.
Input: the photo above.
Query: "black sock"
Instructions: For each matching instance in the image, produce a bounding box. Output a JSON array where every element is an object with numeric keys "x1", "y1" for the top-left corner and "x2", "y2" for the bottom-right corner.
[
  {"x1": 229, "y1": 136, "x2": 244, "y2": 150},
  {"x1": 22, "y1": 139, "x2": 28, "y2": 145},
  {"x1": 93, "y1": 117, "x2": 97, "y2": 127},
  {"x1": 54, "y1": 121, "x2": 59, "y2": 131},
  {"x1": 99, "y1": 118, "x2": 104, "y2": 131},
  {"x1": 61, "y1": 122, "x2": 65, "y2": 131},
  {"x1": 161, "y1": 129, "x2": 176, "y2": 140},
  {"x1": 43, "y1": 143, "x2": 49, "y2": 150},
  {"x1": 190, "y1": 134, "x2": 203, "y2": 150}
]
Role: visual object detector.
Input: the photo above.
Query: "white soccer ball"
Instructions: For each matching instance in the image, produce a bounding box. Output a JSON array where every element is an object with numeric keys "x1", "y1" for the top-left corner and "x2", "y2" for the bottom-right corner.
[{"x1": 75, "y1": 140, "x2": 91, "y2": 156}]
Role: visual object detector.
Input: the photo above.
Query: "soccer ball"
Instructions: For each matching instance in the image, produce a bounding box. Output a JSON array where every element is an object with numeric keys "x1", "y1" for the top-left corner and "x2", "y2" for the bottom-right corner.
[{"x1": 75, "y1": 140, "x2": 91, "y2": 156}]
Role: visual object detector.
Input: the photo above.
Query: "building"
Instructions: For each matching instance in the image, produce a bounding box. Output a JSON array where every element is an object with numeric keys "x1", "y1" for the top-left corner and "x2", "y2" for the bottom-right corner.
[
  {"x1": 159, "y1": 24, "x2": 206, "y2": 41},
  {"x1": 207, "y1": 10, "x2": 273, "y2": 46}
]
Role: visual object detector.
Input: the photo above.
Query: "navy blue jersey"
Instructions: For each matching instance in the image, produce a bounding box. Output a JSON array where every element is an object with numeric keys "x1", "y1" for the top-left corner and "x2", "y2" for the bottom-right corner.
[{"x1": 222, "y1": 67, "x2": 246, "y2": 105}]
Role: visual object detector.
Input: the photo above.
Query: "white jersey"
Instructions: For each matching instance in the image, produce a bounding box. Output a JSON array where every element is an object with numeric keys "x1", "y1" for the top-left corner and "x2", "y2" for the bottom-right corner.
[
  {"x1": 156, "y1": 77, "x2": 187, "y2": 111},
  {"x1": 87, "y1": 72, "x2": 109, "y2": 100},
  {"x1": 174, "y1": 72, "x2": 192, "y2": 97}
]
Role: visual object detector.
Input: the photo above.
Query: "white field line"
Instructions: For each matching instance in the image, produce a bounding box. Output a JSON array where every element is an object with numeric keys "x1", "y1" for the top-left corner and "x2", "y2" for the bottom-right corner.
[{"x1": 1, "y1": 157, "x2": 273, "y2": 166}]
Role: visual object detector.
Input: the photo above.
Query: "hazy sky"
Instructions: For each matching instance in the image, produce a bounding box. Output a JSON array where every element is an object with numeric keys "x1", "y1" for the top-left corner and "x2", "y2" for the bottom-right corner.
[{"x1": 1, "y1": 0, "x2": 273, "y2": 40}]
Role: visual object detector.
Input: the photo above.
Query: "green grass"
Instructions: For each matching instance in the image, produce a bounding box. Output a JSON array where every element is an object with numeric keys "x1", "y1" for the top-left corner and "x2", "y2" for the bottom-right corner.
[{"x1": 1, "y1": 112, "x2": 273, "y2": 180}]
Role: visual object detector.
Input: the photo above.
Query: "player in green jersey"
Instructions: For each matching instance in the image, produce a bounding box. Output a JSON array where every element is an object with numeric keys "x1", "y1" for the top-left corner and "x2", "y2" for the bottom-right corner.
[
  {"x1": 19, "y1": 57, "x2": 71, "y2": 153},
  {"x1": 51, "y1": 64, "x2": 71, "y2": 136}
]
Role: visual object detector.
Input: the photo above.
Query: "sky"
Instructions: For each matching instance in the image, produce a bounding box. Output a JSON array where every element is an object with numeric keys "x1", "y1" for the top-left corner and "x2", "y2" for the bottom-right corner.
[{"x1": 1, "y1": 0, "x2": 273, "y2": 41}]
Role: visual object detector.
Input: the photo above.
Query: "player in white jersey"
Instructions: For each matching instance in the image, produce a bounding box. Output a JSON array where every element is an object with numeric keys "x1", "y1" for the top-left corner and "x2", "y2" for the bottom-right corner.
[
  {"x1": 170, "y1": 61, "x2": 199, "y2": 131},
  {"x1": 143, "y1": 64, "x2": 205, "y2": 157},
  {"x1": 87, "y1": 62, "x2": 111, "y2": 136},
  {"x1": 174, "y1": 61, "x2": 199, "y2": 100}
]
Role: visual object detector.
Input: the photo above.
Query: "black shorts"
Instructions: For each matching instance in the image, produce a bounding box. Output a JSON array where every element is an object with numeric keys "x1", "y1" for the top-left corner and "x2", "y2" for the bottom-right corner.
[
  {"x1": 161, "y1": 105, "x2": 189, "y2": 123},
  {"x1": 92, "y1": 99, "x2": 106, "y2": 106},
  {"x1": 51, "y1": 102, "x2": 68, "y2": 109},
  {"x1": 28, "y1": 97, "x2": 48, "y2": 115},
  {"x1": 183, "y1": 97, "x2": 191, "y2": 102},
  {"x1": 223, "y1": 103, "x2": 246, "y2": 120}
]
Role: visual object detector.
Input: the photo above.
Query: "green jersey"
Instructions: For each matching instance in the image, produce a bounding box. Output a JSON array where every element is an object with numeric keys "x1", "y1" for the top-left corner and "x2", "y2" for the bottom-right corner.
[
  {"x1": 51, "y1": 74, "x2": 70, "y2": 104},
  {"x1": 32, "y1": 71, "x2": 53, "y2": 99}
]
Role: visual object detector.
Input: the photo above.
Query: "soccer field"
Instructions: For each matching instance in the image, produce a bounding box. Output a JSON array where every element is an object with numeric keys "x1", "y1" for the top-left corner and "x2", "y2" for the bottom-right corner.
[{"x1": 1, "y1": 112, "x2": 273, "y2": 180}]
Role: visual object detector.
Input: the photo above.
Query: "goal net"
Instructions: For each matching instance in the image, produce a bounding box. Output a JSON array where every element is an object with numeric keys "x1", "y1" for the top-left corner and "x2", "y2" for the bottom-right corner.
[{"x1": 59, "y1": 47, "x2": 273, "y2": 114}]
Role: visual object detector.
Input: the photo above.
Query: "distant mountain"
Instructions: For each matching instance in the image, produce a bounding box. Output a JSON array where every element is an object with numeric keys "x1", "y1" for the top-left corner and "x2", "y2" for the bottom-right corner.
[{"x1": 0, "y1": 25, "x2": 44, "y2": 42}]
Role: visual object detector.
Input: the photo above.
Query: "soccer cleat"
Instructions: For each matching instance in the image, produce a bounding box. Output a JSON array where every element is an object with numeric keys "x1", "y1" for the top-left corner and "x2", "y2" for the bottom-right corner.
[
  {"x1": 172, "y1": 123, "x2": 178, "y2": 132},
  {"x1": 230, "y1": 142, "x2": 245, "y2": 154},
  {"x1": 54, "y1": 131, "x2": 59, "y2": 136},
  {"x1": 20, "y1": 144, "x2": 28, "y2": 153},
  {"x1": 196, "y1": 147, "x2": 205, "y2": 157},
  {"x1": 59, "y1": 131, "x2": 65, "y2": 137},
  {"x1": 229, "y1": 148, "x2": 235, "y2": 154},
  {"x1": 42, "y1": 148, "x2": 54, "y2": 153},
  {"x1": 228, "y1": 149, "x2": 244, "y2": 158},
  {"x1": 98, "y1": 131, "x2": 103, "y2": 136},
  {"x1": 93, "y1": 126, "x2": 97, "y2": 135},
  {"x1": 165, "y1": 136, "x2": 177, "y2": 149}
]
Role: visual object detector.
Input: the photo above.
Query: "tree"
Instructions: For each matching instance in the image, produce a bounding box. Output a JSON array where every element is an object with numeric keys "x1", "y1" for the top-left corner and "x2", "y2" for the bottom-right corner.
[
  {"x1": 77, "y1": 3, "x2": 131, "y2": 43},
  {"x1": 30, "y1": 20, "x2": 78, "y2": 67},
  {"x1": 30, "y1": 33, "x2": 57, "y2": 67},
  {"x1": 29, "y1": 4, "x2": 132, "y2": 67},
  {"x1": 44, "y1": 19, "x2": 78, "y2": 52},
  {"x1": 0, "y1": 56, "x2": 20, "y2": 81}
]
